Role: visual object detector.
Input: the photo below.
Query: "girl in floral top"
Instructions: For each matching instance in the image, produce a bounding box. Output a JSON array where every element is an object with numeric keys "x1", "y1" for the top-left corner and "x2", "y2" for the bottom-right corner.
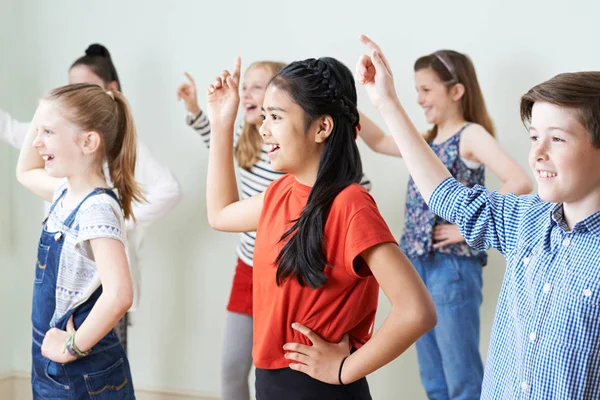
[{"x1": 359, "y1": 49, "x2": 532, "y2": 399}]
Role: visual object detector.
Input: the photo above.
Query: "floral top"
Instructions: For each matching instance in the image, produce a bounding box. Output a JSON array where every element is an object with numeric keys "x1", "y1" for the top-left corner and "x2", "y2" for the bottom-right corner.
[{"x1": 400, "y1": 124, "x2": 487, "y2": 265}]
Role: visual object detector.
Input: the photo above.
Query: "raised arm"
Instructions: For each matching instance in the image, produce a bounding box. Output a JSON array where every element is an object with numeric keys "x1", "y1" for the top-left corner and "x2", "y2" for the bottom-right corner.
[
  {"x1": 15, "y1": 105, "x2": 63, "y2": 202},
  {"x1": 205, "y1": 57, "x2": 263, "y2": 232}
]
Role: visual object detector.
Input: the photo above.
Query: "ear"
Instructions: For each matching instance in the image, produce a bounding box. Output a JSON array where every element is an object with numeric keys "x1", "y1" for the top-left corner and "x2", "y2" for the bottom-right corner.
[
  {"x1": 451, "y1": 83, "x2": 465, "y2": 102},
  {"x1": 106, "y1": 80, "x2": 119, "y2": 92},
  {"x1": 313, "y1": 115, "x2": 334, "y2": 144},
  {"x1": 79, "y1": 131, "x2": 102, "y2": 155}
]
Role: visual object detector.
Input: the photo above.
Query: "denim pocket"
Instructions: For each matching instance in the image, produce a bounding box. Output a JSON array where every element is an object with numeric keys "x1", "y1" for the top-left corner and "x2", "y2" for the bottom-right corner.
[
  {"x1": 84, "y1": 357, "x2": 132, "y2": 399},
  {"x1": 35, "y1": 243, "x2": 50, "y2": 284}
]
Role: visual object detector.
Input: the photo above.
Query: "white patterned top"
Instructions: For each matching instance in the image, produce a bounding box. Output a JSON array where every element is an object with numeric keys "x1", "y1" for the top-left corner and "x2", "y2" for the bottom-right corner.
[{"x1": 47, "y1": 180, "x2": 125, "y2": 326}]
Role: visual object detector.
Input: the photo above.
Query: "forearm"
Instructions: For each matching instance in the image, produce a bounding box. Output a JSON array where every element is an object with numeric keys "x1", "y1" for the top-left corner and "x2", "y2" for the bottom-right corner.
[
  {"x1": 74, "y1": 287, "x2": 133, "y2": 352},
  {"x1": 206, "y1": 122, "x2": 239, "y2": 228},
  {"x1": 379, "y1": 100, "x2": 450, "y2": 202},
  {"x1": 341, "y1": 304, "x2": 435, "y2": 383}
]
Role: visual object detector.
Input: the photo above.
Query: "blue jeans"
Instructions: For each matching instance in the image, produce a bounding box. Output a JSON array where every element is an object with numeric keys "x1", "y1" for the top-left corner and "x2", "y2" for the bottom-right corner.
[{"x1": 410, "y1": 253, "x2": 483, "y2": 400}]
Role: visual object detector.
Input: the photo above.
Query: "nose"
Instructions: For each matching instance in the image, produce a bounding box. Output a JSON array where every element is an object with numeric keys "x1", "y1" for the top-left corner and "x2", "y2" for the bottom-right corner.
[
  {"x1": 32, "y1": 130, "x2": 44, "y2": 149},
  {"x1": 532, "y1": 139, "x2": 549, "y2": 162},
  {"x1": 258, "y1": 119, "x2": 269, "y2": 139}
]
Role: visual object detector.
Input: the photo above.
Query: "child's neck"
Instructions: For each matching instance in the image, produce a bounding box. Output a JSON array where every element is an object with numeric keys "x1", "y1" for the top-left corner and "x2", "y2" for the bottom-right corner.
[
  {"x1": 434, "y1": 115, "x2": 468, "y2": 143},
  {"x1": 562, "y1": 191, "x2": 600, "y2": 230},
  {"x1": 63, "y1": 171, "x2": 109, "y2": 209}
]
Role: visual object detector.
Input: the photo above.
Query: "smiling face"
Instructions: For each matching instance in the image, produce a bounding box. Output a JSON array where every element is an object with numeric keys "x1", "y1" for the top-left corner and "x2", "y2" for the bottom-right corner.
[
  {"x1": 415, "y1": 67, "x2": 462, "y2": 125},
  {"x1": 259, "y1": 85, "x2": 328, "y2": 179},
  {"x1": 528, "y1": 101, "x2": 600, "y2": 211},
  {"x1": 32, "y1": 100, "x2": 86, "y2": 178},
  {"x1": 242, "y1": 66, "x2": 275, "y2": 126}
]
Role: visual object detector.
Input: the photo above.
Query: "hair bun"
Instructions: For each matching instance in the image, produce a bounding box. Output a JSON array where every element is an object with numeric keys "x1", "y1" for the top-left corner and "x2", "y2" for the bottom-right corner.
[{"x1": 85, "y1": 44, "x2": 111, "y2": 58}]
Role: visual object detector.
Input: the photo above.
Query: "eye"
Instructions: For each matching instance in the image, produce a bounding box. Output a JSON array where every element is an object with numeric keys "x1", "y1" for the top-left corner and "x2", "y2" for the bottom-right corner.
[
  {"x1": 529, "y1": 135, "x2": 539, "y2": 141},
  {"x1": 552, "y1": 136, "x2": 565, "y2": 142},
  {"x1": 270, "y1": 114, "x2": 280, "y2": 121}
]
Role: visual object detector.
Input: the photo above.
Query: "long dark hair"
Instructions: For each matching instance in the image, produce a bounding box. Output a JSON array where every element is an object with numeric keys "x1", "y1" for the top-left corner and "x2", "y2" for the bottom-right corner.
[
  {"x1": 71, "y1": 44, "x2": 122, "y2": 91},
  {"x1": 269, "y1": 57, "x2": 363, "y2": 289}
]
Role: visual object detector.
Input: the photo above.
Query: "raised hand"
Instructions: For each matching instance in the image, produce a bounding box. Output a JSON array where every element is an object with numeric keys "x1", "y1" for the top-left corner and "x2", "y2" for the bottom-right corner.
[
  {"x1": 356, "y1": 34, "x2": 399, "y2": 111},
  {"x1": 176, "y1": 72, "x2": 201, "y2": 116},
  {"x1": 206, "y1": 57, "x2": 242, "y2": 128}
]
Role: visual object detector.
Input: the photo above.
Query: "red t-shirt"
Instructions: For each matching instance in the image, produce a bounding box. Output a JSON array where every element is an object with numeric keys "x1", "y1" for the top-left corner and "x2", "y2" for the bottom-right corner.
[{"x1": 253, "y1": 174, "x2": 396, "y2": 369}]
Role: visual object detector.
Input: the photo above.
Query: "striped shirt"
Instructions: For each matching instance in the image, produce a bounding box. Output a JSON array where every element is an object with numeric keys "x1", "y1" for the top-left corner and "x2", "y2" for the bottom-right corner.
[
  {"x1": 187, "y1": 111, "x2": 372, "y2": 266},
  {"x1": 430, "y1": 177, "x2": 600, "y2": 399}
]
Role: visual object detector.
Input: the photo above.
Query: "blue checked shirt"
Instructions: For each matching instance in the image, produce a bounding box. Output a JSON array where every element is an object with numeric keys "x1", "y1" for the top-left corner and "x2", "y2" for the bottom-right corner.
[{"x1": 430, "y1": 177, "x2": 600, "y2": 400}]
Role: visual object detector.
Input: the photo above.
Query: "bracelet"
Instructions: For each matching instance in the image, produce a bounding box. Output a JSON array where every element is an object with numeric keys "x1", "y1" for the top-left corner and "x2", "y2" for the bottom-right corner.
[
  {"x1": 64, "y1": 329, "x2": 91, "y2": 358},
  {"x1": 63, "y1": 336, "x2": 78, "y2": 358},
  {"x1": 338, "y1": 356, "x2": 348, "y2": 386}
]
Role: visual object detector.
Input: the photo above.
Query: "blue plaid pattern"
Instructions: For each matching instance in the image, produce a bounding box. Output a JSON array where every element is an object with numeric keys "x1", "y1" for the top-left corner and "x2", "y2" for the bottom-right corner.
[{"x1": 430, "y1": 177, "x2": 600, "y2": 399}]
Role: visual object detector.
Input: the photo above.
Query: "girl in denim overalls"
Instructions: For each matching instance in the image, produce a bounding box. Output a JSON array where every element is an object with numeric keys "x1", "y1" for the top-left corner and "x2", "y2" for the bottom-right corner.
[{"x1": 16, "y1": 83, "x2": 144, "y2": 399}]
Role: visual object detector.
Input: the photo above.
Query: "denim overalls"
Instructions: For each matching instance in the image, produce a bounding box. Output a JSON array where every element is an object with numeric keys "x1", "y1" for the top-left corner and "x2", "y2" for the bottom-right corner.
[{"x1": 31, "y1": 188, "x2": 135, "y2": 399}]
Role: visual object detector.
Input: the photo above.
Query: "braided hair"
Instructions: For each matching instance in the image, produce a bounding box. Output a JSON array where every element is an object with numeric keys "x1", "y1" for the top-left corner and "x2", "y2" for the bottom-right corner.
[{"x1": 269, "y1": 57, "x2": 364, "y2": 289}]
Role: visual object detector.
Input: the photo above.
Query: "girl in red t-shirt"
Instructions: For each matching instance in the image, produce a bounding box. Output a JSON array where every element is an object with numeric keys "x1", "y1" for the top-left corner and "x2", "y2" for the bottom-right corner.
[{"x1": 205, "y1": 56, "x2": 437, "y2": 399}]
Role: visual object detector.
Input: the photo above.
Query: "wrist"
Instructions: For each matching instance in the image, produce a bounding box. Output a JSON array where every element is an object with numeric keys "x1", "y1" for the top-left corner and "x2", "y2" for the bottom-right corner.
[
  {"x1": 64, "y1": 330, "x2": 91, "y2": 359},
  {"x1": 187, "y1": 105, "x2": 201, "y2": 118},
  {"x1": 338, "y1": 356, "x2": 348, "y2": 385},
  {"x1": 377, "y1": 97, "x2": 402, "y2": 115}
]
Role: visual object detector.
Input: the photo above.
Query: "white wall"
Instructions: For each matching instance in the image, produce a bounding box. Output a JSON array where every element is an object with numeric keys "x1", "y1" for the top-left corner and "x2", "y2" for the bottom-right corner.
[
  {"x1": 0, "y1": 0, "x2": 17, "y2": 376},
  {"x1": 3, "y1": 0, "x2": 599, "y2": 398}
]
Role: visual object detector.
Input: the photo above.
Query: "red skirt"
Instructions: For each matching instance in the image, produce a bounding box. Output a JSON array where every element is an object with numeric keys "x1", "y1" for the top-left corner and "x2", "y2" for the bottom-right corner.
[{"x1": 226, "y1": 258, "x2": 253, "y2": 316}]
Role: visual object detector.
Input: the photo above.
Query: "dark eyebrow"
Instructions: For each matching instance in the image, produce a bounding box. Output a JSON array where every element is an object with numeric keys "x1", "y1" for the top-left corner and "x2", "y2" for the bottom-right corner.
[{"x1": 261, "y1": 106, "x2": 286, "y2": 112}]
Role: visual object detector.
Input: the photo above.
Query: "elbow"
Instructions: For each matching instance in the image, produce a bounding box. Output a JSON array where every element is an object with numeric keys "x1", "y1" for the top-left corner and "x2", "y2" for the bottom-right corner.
[
  {"x1": 207, "y1": 216, "x2": 229, "y2": 232},
  {"x1": 511, "y1": 176, "x2": 534, "y2": 196},
  {"x1": 405, "y1": 301, "x2": 438, "y2": 335},
  {"x1": 106, "y1": 286, "x2": 134, "y2": 315},
  {"x1": 16, "y1": 170, "x2": 24, "y2": 185},
  {"x1": 207, "y1": 212, "x2": 222, "y2": 231},
  {"x1": 417, "y1": 303, "x2": 438, "y2": 334},
  {"x1": 519, "y1": 177, "x2": 534, "y2": 195}
]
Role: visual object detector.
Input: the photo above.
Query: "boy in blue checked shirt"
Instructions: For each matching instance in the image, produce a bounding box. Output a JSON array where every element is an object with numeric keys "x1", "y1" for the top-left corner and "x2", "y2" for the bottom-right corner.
[{"x1": 357, "y1": 34, "x2": 600, "y2": 399}]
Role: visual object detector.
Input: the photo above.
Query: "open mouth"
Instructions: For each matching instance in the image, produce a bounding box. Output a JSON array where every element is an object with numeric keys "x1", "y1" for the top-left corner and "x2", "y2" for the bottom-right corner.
[
  {"x1": 538, "y1": 170, "x2": 557, "y2": 179},
  {"x1": 267, "y1": 144, "x2": 280, "y2": 158},
  {"x1": 41, "y1": 154, "x2": 55, "y2": 164}
]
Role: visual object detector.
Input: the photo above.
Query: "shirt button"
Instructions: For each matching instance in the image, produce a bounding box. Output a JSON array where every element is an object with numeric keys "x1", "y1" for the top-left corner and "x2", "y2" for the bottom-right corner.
[
  {"x1": 543, "y1": 283, "x2": 552, "y2": 293},
  {"x1": 523, "y1": 257, "x2": 530, "y2": 265},
  {"x1": 562, "y1": 238, "x2": 571, "y2": 247},
  {"x1": 521, "y1": 381, "x2": 530, "y2": 391},
  {"x1": 584, "y1": 288, "x2": 593, "y2": 297},
  {"x1": 529, "y1": 332, "x2": 537, "y2": 342}
]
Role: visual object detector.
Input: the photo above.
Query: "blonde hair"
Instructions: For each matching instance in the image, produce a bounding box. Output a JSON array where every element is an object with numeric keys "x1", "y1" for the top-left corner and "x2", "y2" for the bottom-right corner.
[
  {"x1": 46, "y1": 84, "x2": 144, "y2": 220},
  {"x1": 235, "y1": 61, "x2": 286, "y2": 170},
  {"x1": 415, "y1": 50, "x2": 495, "y2": 142}
]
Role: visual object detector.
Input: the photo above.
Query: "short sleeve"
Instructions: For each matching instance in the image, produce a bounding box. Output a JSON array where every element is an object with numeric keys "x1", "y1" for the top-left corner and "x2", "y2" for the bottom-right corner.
[
  {"x1": 75, "y1": 199, "x2": 124, "y2": 260},
  {"x1": 344, "y1": 201, "x2": 396, "y2": 278}
]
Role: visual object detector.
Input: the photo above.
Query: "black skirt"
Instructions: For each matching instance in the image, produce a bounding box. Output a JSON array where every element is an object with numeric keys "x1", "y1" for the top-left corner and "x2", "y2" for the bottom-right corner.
[{"x1": 255, "y1": 367, "x2": 372, "y2": 400}]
